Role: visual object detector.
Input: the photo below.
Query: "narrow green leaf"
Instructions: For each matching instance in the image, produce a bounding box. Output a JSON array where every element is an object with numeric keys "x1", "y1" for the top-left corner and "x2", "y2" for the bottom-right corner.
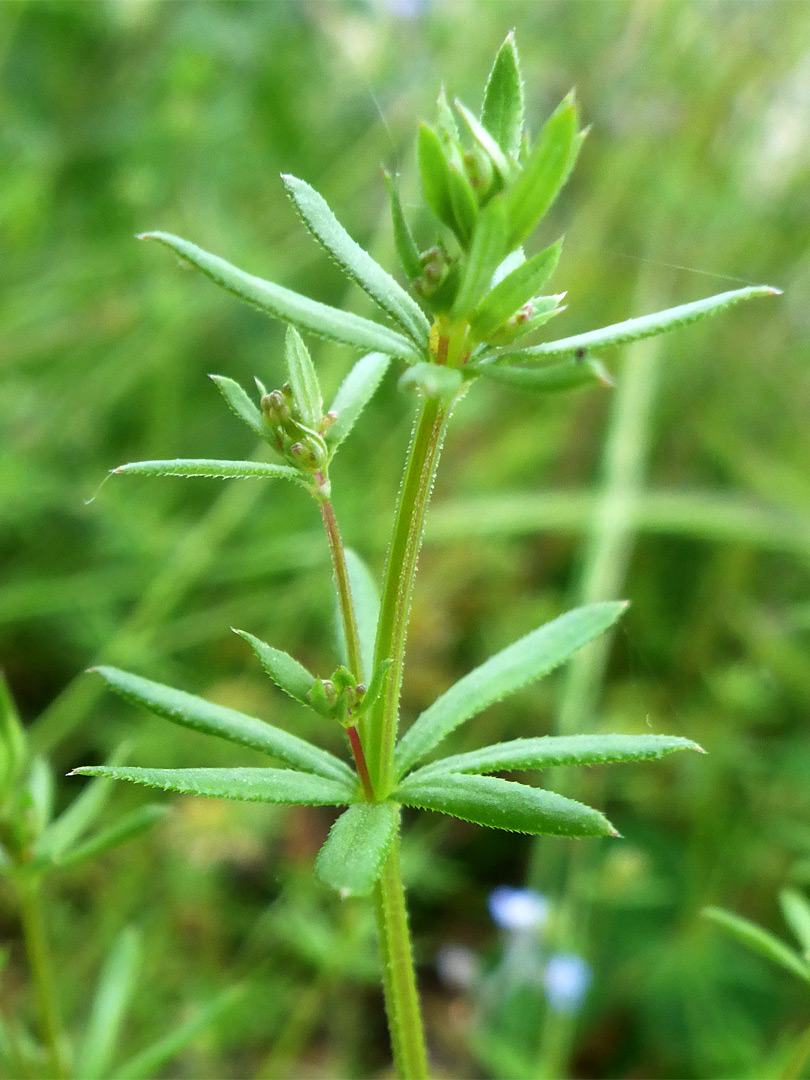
[
  {"x1": 209, "y1": 375, "x2": 265, "y2": 438},
  {"x1": 383, "y1": 171, "x2": 423, "y2": 281},
  {"x1": 447, "y1": 164, "x2": 478, "y2": 247},
  {"x1": 315, "y1": 802, "x2": 400, "y2": 897},
  {"x1": 455, "y1": 99, "x2": 513, "y2": 181},
  {"x1": 110, "y1": 459, "x2": 308, "y2": 486},
  {"x1": 233, "y1": 630, "x2": 315, "y2": 705},
  {"x1": 704, "y1": 907, "x2": 810, "y2": 985},
  {"x1": 399, "y1": 361, "x2": 463, "y2": 404},
  {"x1": 506, "y1": 92, "x2": 578, "y2": 247},
  {"x1": 76, "y1": 928, "x2": 141, "y2": 1080},
  {"x1": 490, "y1": 285, "x2": 782, "y2": 362},
  {"x1": 475, "y1": 357, "x2": 606, "y2": 394},
  {"x1": 110, "y1": 986, "x2": 244, "y2": 1080},
  {"x1": 418, "y1": 123, "x2": 456, "y2": 232},
  {"x1": 412, "y1": 733, "x2": 703, "y2": 781},
  {"x1": 481, "y1": 32, "x2": 525, "y2": 159},
  {"x1": 282, "y1": 174, "x2": 429, "y2": 347},
  {"x1": 396, "y1": 772, "x2": 615, "y2": 837},
  {"x1": 284, "y1": 326, "x2": 323, "y2": 429},
  {"x1": 55, "y1": 805, "x2": 168, "y2": 869},
  {"x1": 451, "y1": 197, "x2": 507, "y2": 316},
  {"x1": 342, "y1": 549, "x2": 380, "y2": 681},
  {"x1": 138, "y1": 232, "x2": 418, "y2": 359},
  {"x1": 35, "y1": 744, "x2": 129, "y2": 861},
  {"x1": 470, "y1": 239, "x2": 562, "y2": 340},
  {"x1": 94, "y1": 667, "x2": 352, "y2": 784},
  {"x1": 326, "y1": 352, "x2": 391, "y2": 450},
  {"x1": 395, "y1": 601, "x2": 627, "y2": 777},
  {"x1": 485, "y1": 295, "x2": 567, "y2": 348},
  {"x1": 780, "y1": 889, "x2": 810, "y2": 958},
  {"x1": 70, "y1": 766, "x2": 356, "y2": 806},
  {"x1": 436, "y1": 86, "x2": 462, "y2": 149}
]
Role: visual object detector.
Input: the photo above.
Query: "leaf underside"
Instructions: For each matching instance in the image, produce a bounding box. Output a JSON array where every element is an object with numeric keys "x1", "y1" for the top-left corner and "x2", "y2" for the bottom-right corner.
[
  {"x1": 396, "y1": 772, "x2": 614, "y2": 837},
  {"x1": 111, "y1": 460, "x2": 307, "y2": 484},
  {"x1": 72, "y1": 766, "x2": 356, "y2": 806},
  {"x1": 315, "y1": 802, "x2": 400, "y2": 897}
]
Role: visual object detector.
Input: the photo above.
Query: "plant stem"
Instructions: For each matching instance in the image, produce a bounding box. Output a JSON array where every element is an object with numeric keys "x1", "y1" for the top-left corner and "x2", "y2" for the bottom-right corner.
[
  {"x1": 365, "y1": 394, "x2": 447, "y2": 796},
  {"x1": 373, "y1": 837, "x2": 429, "y2": 1080},
  {"x1": 319, "y1": 497, "x2": 374, "y2": 800},
  {"x1": 17, "y1": 880, "x2": 67, "y2": 1078}
]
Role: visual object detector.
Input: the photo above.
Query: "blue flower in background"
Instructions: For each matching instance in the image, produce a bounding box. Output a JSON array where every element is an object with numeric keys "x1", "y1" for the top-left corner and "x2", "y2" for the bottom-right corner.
[
  {"x1": 488, "y1": 887, "x2": 550, "y2": 933},
  {"x1": 543, "y1": 953, "x2": 592, "y2": 1013}
]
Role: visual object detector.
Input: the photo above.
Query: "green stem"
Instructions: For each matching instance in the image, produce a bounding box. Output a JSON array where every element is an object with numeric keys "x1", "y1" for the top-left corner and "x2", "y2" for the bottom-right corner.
[
  {"x1": 18, "y1": 880, "x2": 67, "y2": 1079},
  {"x1": 319, "y1": 497, "x2": 374, "y2": 801},
  {"x1": 364, "y1": 394, "x2": 447, "y2": 796},
  {"x1": 373, "y1": 837, "x2": 429, "y2": 1080}
]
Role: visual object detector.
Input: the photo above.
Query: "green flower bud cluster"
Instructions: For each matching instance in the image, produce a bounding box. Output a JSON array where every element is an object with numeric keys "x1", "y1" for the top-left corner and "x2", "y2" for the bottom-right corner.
[
  {"x1": 261, "y1": 382, "x2": 335, "y2": 477},
  {"x1": 307, "y1": 659, "x2": 391, "y2": 730}
]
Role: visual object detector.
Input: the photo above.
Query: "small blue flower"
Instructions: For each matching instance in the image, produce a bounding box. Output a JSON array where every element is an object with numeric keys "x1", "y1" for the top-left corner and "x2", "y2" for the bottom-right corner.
[
  {"x1": 487, "y1": 886, "x2": 550, "y2": 932},
  {"x1": 543, "y1": 953, "x2": 592, "y2": 1013}
]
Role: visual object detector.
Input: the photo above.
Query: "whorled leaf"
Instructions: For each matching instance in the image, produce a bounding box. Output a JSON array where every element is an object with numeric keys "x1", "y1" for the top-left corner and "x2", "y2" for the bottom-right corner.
[
  {"x1": 209, "y1": 375, "x2": 266, "y2": 438},
  {"x1": 399, "y1": 361, "x2": 463, "y2": 404},
  {"x1": 486, "y1": 285, "x2": 782, "y2": 364},
  {"x1": 282, "y1": 174, "x2": 429, "y2": 347},
  {"x1": 341, "y1": 549, "x2": 380, "y2": 681},
  {"x1": 447, "y1": 163, "x2": 478, "y2": 248},
  {"x1": 455, "y1": 99, "x2": 513, "y2": 182},
  {"x1": 394, "y1": 601, "x2": 627, "y2": 777},
  {"x1": 417, "y1": 123, "x2": 456, "y2": 234},
  {"x1": 475, "y1": 356, "x2": 608, "y2": 394},
  {"x1": 70, "y1": 766, "x2": 357, "y2": 806},
  {"x1": 480, "y1": 31, "x2": 524, "y2": 159},
  {"x1": 315, "y1": 802, "x2": 400, "y2": 897},
  {"x1": 110, "y1": 459, "x2": 308, "y2": 485},
  {"x1": 232, "y1": 630, "x2": 315, "y2": 705},
  {"x1": 284, "y1": 326, "x2": 323, "y2": 430},
  {"x1": 383, "y1": 171, "x2": 423, "y2": 281},
  {"x1": 326, "y1": 352, "x2": 391, "y2": 449},
  {"x1": 138, "y1": 232, "x2": 419, "y2": 360},
  {"x1": 395, "y1": 772, "x2": 616, "y2": 837},
  {"x1": 410, "y1": 733, "x2": 703, "y2": 781},
  {"x1": 451, "y1": 196, "x2": 507, "y2": 316},
  {"x1": 469, "y1": 238, "x2": 563, "y2": 341},
  {"x1": 94, "y1": 667, "x2": 352, "y2": 783}
]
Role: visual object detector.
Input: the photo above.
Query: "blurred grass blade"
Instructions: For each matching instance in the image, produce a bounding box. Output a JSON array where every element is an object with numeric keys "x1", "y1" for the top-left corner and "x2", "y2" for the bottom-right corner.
[
  {"x1": 110, "y1": 985, "x2": 245, "y2": 1080},
  {"x1": 704, "y1": 907, "x2": 810, "y2": 984},
  {"x1": 470, "y1": 239, "x2": 562, "y2": 340},
  {"x1": 506, "y1": 92, "x2": 578, "y2": 247},
  {"x1": 452, "y1": 197, "x2": 507, "y2": 315},
  {"x1": 314, "y1": 802, "x2": 400, "y2": 897},
  {"x1": 110, "y1": 460, "x2": 308, "y2": 486},
  {"x1": 342, "y1": 549, "x2": 380, "y2": 681},
  {"x1": 780, "y1": 889, "x2": 810, "y2": 958},
  {"x1": 139, "y1": 232, "x2": 418, "y2": 359},
  {"x1": 284, "y1": 327, "x2": 323, "y2": 429},
  {"x1": 35, "y1": 744, "x2": 129, "y2": 861},
  {"x1": 394, "y1": 602, "x2": 627, "y2": 777},
  {"x1": 76, "y1": 927, "x2": 141, "y2": 1080},
  {"x1": 491, "y1": 285, "x2": 782, "y2": 362},
  {"x1": 455, "y1": 99, "x2": 512, "y2": 180},
  {"x1": 383, "y1": 171, "x2": 423, "y2": 281},
  {"x1": 282, "y1": 174, "x2": 429, "y2": 347},
  {"x1": 70, "y1": 766, "x2": 356, "y2": 805},
  {"x1": 94, "y1": 667, "x2": 353, "y2": 783},
  {"x1": 56, "y1": 805, "x2": 168, "y2": 869},
  {"x1": 418, "y1": 123, "x2": 456, "y2": 232},
  {"x1": 395, "y1": 772, "x2": 616, "y2": 837},
  {"x1": 233, "y1": 630, "x2": 315, "y2": 705},
  {"x1": 326, "y1": 352, "x2": 391, "y2": 449},
  {"x1": 209, "y1": 375, "x2": 266, "y2": 438},
  {"x1": 475, "y1": 357, "x2": 607, "y2": 393},
  {"x1": 481, "y1": 31, "x2": 524, "y2": 158},
  {"x1": 412, "y1": 733, "x2": 703, "y2": 780}
]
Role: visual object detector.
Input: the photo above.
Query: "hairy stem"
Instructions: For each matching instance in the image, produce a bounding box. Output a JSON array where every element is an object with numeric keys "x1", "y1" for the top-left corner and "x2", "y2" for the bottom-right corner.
[
  {"x1": 373, "y1": 837, "x2": 429, "y2": 1080},
  {"x1": 18, "y1": 881, "x2": 67, "y2": 1078},
  {"x1": 365, "y1": 394, "x2": 448, "y2": 795},
  {"x1": 319, "y1": 497, "x2": 374, "y2": 800}
]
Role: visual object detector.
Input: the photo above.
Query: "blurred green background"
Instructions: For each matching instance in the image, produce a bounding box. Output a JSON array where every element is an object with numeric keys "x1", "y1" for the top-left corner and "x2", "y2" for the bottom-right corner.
[{"x1": 2, "y1": 1, "x2": 809, "y2": 1076}]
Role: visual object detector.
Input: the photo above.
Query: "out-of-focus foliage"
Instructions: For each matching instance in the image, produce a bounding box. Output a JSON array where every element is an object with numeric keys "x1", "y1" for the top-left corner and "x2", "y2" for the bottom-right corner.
[{"x1": 1, "y1": 2, "x2": 808, "y2": 1076}]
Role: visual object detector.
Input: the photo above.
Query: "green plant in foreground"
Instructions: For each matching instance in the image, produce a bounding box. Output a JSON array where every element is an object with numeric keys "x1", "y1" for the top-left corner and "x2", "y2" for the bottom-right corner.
[{"x1": 74, "y1": 35, "x2": 779, "y2": 1077}]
